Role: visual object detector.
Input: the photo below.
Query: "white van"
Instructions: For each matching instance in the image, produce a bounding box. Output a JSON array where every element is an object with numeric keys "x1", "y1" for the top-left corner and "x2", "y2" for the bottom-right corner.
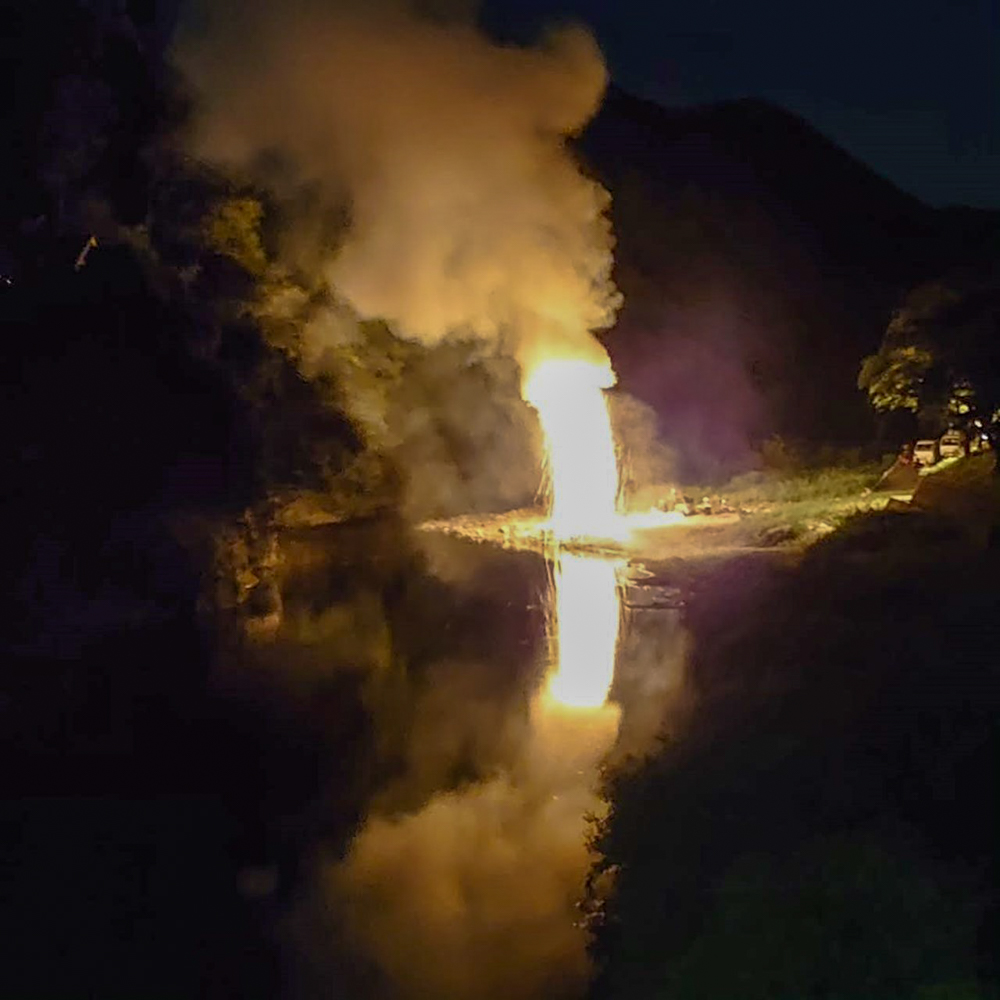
[
  {"x1": 939, "y1": 430, "x2": 967, "y2": 460},
  {"x1": 913, "y1": 439, "x2": 939, "y2": 467}
]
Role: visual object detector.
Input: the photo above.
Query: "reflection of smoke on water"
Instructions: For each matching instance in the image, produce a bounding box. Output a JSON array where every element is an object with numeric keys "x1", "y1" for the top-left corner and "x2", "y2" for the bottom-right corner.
[
  {"x1": 326, "y1": 703, "x2": 619, "y2": 1000},
  {"x1": 369, "y1": 656, "x2": 534, "y2": 816},
  {"x1": 299, "y1": 544, "x2": 689, "y2": 1000}
]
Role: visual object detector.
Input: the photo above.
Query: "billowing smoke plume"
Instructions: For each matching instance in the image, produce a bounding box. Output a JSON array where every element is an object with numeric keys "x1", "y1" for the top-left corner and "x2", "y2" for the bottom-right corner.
[
  {"x1": 610, "y1": 391, "x2": 678, "y2": 509},
  {"x1": 176, "y1": 0, "x2": 621, "y2": 371},
  {"x1": 176, "y1": 10, "x2": 640, "y2": 995}
]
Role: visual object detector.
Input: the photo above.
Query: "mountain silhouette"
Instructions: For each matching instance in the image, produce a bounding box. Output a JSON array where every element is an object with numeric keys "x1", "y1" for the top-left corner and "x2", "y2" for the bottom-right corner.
[{"x1": 579, "y1": 87, "x2": 1000, "y2": 477}]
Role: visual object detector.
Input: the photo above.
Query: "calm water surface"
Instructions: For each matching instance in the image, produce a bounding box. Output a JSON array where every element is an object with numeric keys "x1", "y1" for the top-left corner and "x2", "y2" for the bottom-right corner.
[{"x1": 223, "y1": 518, "x2": 689, "y2": 999}]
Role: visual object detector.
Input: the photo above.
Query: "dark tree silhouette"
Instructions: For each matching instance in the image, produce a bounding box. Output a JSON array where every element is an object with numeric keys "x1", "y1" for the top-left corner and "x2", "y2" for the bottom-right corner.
[{"x1": 860, "y1": 263, "x2": 1000, "y2": 456}]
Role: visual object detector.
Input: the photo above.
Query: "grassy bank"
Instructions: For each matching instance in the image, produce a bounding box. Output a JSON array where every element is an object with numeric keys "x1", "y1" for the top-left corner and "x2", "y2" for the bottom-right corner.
[
  {"x1": 685, "y1": 462, "x2": 885, "y2": 506},
  {"x1": 628, "y1": 463, "x2": 888, "y2": 558}
]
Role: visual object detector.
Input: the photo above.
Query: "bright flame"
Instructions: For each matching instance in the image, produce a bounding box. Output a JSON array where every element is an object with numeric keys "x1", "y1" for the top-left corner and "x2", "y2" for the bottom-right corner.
[
  {"x1": 545, "y1": 553, "x2": 622, "y2": 709},
  {"x1": 524, "y1": 358, "x2": 622, "y2": 539},
  {"x1": 623, "y1": 509, "x2": 689, "y2": 529}
]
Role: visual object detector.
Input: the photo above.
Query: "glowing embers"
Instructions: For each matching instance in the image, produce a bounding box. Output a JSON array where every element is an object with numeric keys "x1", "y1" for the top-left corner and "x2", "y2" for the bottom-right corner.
[
  {"x1": 523, "y1": 358, "x2": 622, "y2": 541},
  {"x1": 544, "y1": 552, "x2": 623, "y2": 710}
]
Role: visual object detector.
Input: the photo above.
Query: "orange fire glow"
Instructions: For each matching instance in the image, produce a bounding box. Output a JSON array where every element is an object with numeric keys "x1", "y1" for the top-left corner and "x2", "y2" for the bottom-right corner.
[
  {"x1": 544, "y1": 552, "x2": 623, "y2": 709},
  {"x1": 524, "y1": 356, "x2": 624, "y2": 712},
  {"x1": 523, "y1": 358, "x2": 623, "y2": 541},
  {"x1": 524, "y1": 354, "x2": 688, "y2": 715}
]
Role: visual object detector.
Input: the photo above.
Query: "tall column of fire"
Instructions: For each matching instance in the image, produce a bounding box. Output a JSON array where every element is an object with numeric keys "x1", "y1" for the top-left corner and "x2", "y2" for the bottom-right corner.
[
  {"x1": 523, "y1": 352, "x2": 626, "y2": 711},
  {"x1": 523, "y1": 358, "x2": 622, "y2": 542}
]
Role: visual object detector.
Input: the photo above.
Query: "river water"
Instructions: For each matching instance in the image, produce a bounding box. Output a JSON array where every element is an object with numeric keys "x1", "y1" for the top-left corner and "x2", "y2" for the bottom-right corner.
[{"x1": 219, "y1": 518, "x2": 691, "y2": 1000}]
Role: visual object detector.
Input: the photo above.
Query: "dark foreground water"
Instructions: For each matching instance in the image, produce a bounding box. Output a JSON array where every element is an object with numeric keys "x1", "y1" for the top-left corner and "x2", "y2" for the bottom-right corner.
[
  {"x1": 251, "y1": 522, "x2": 690, "y2": 1000},
  {"x1": 2, "y1": 516, "x2": 688, "y2": 1000},
  {"x1": 8, "y1": 511, "x2": 998, "y2": 998}
]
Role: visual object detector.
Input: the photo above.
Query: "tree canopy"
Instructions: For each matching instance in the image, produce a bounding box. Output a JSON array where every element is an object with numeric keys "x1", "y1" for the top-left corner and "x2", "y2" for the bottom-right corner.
[{"x1": 859, "y1": 265, "x2": 1000, "y2": 447}]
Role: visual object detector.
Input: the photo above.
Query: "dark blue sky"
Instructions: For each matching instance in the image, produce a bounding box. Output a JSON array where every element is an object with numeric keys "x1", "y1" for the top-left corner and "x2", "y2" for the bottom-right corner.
[{"x1": 481, "y1": 0, "x2": 1000, "y2": 209}]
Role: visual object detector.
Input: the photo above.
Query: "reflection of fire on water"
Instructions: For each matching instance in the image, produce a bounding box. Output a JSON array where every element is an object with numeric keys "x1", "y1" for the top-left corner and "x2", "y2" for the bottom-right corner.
[
  {"x1": 330, "y1": 545, "x2": 626, "y2": 1000},
  {"x1": 530, "y1": 550, "x2": 623, "y2": 790},
  {"x1": 543, "y1": 552, "x2": 623, "y2": 710},
  {"x1": 330, "y1": 359, "x2": 657, "y2": 1000}
]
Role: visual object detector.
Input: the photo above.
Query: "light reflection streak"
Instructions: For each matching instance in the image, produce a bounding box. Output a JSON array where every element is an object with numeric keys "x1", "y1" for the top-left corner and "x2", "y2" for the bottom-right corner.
[{"x1": 543, "y1": 551, "x2": 623, "y2": 710}]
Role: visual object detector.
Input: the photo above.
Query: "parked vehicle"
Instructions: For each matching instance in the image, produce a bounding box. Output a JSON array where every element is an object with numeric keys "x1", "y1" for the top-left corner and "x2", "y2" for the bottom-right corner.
[
  {"x1": 939, "y1": 430, "x2": 968, "y2": 459},
  {"x1": 913, "y1": 439, "x2": 939, "y2": 467}
]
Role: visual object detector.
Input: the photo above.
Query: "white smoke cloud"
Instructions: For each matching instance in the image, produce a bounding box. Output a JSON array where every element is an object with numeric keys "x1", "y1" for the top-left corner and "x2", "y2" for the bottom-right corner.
[{"x1": 175, "y1": 0, "x2": 621, "y2": 368}]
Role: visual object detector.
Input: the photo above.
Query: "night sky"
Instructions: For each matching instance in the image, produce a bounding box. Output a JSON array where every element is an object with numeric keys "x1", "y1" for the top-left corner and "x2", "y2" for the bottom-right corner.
[{"x1": 481, "y1": 0, "x2": 1000, "y2": 209}]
